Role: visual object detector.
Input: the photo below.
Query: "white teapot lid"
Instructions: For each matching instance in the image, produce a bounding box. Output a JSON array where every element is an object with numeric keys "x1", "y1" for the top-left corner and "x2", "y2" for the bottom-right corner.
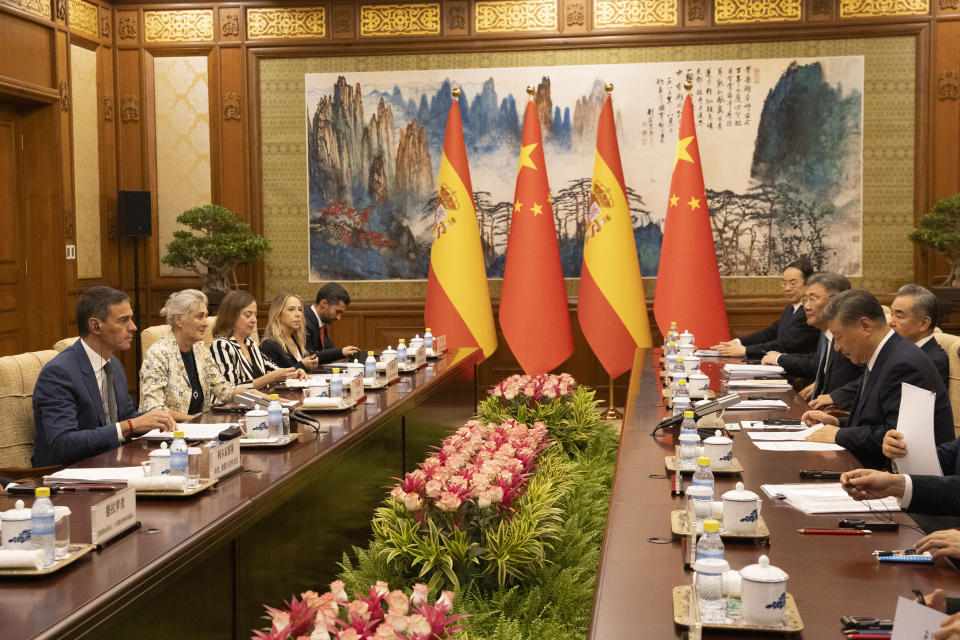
[
  {"x1": 382, "y1": 345, "x2": 396, "y2": 353},
  {"x1": 740, "y1": 554, "x2": 788, "y2": 583},
  {"x1": 722, "y1": 481, "x2": 757, "y2": 502},
  {"x1": 680, "y1": 330, "x2": 694, "y2": 337},
  {"x1": 693, "y1": 557, "x2": 729, "y2": 574},
  {"x1": 150, "y1": 442, "x2": 170, "y2": 457},
  {"x1": 0, "y1": 499, "x2": 30, "y2": 522},
  {"x1": 704, "y1": 430, "x2": 732, "y2": 445}
]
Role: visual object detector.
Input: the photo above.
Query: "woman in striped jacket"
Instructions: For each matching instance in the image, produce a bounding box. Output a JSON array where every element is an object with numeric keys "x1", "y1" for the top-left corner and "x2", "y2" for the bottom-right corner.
[{"x1": 209, "y1": 290, "x2": 306, "y2": 389}]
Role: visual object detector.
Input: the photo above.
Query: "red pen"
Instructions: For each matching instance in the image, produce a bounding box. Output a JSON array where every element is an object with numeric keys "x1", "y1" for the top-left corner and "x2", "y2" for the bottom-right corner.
[
  {"x1": 798, "y1": 528, "x2": 872, "y2": 535},
  {"x1": 847, "y1": 635, "x2": 892, "y2": 639}
]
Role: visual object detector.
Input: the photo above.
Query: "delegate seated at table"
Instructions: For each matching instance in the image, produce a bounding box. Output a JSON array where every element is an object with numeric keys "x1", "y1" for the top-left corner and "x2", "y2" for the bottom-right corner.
[
  {"x1": 711, "y1": 259, "x2": 819, "y2": 358},
  {"x1": 33, "y1": 286, "x2": 175, "y2": 467},
  {"x1": 305, "y1": 282, "x2": 360, "y2": 365},
  {"x1": 140, "y1": 289, "x2": 245, "y2": 422},
  {"x1": 801, "y1": 290, "x2": 953, "y2": 469},
  {"x1": 259, "y1": 293, "x2": 320, "y2": 372}
]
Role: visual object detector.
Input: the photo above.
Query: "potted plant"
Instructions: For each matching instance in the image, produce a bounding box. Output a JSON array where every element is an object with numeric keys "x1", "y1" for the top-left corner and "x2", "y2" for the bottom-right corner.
[
  {"x1": 909, "y1": 193, "x2": 960, "y2": 314},
  {"x1": 162, "y1": 204, "x2": 270, "y2": 301}
]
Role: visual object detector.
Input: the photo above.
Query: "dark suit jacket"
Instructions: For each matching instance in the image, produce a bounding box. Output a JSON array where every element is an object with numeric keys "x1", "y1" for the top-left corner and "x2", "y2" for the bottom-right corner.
[
  {"x1": 32, "y1": 340, "x2": 140, "y2": 467},
  {"x1": 907, "y1": 437, "x2": 960, "y2": 516},
  {"x1": 836, "y1": 332, "x2": 954, "y2": 470},
  {"x1": 740, "y1": 303, "x2": 819, "y2": 359},
  {"x1": 832, "y1": 336, "x2": 950, "y2": 409},
  {"x1": 778, "y1": 333, "x2": 864, "y2": 400},
  {"x1": 304, "y1": 306, "x2": 344, "y2": 365},
  {"x1": 260, "y1": 337, "x2": 312, "y2": 371}
]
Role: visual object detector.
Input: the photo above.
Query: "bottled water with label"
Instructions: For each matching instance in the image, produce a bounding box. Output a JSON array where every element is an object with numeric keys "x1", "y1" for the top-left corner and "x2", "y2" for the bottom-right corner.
[
  {"x1": 329, "y1": 368, "x2": 343, "y2": 400},
  {"x1": 397, "y1": 339, "x2": 407, "y2": 364},
  {"x1": 424, "y1": 328, "x2": 433, "y2": 350},
  {"x1": 680, "y1": 410, "x2": 698, "y2": 436},
  {"x1": 267, "y1": 395, "x2": 283, "y2": 438},
  {"x1": 692, "y1": 456, "x2": 714, "y2": 492},
  {"x1": 170, "y1": 431, "x2": 188, "y2": 477},
  {"x1": 31, "y1": 488, "x2": 55, "y2": 567},
  {"x1": 364, "y1": 350, "x2": 376, "y2": 378},
  {"x1": 696, "y1": 519, "x2": 725, "y2": 561}
]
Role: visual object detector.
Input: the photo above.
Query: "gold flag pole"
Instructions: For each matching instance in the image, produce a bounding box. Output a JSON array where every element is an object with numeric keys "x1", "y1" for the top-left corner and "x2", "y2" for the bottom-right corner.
[{"x1": 603, "y1": 375, "x2": 621, "y2": 420}]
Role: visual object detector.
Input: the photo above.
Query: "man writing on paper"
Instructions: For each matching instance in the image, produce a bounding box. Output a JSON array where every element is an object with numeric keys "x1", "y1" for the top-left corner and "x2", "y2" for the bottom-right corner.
[
  {"x1": 800, "y1": 290, "x2": 954, "y2": 469},
  {"x1": 305, "y1": 282, "x2": 360, "y2": 365},
  {"x1": 760, "y1": 272, "x2": 863, "y2": 403},
  {"x1": 33, "y1": 287, "x2": 176, "y2": 467}
]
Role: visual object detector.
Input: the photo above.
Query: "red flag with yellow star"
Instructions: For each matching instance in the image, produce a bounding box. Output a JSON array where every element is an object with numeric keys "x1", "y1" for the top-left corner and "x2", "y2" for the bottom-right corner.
[
  {"x1": 653, "y1": 93, "x2": 730, "y2": 345},
  {"x1": 499, "y1": 97, "x2": 573, "y2": 374}
]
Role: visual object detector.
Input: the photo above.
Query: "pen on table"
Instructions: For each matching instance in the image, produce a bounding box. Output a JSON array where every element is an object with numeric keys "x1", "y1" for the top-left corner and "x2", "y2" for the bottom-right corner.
[{"x1": 798, "y1": 528, "x2": 871, "y2": 535}]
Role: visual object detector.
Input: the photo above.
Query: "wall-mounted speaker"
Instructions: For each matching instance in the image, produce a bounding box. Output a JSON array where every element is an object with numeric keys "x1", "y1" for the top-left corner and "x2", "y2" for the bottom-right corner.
[{"x1": 117, "y1": 190, "x2": 152, "y2": 237}]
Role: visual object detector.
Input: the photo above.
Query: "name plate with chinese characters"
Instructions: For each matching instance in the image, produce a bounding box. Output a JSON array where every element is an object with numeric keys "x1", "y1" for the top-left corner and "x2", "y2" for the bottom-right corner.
[
  {"x1": 347, "y1": 375, "x2": 364, "y2": 403},
  {"x1": 90, "y1": 486, "x2": 137, "y2": 546},
  {"x1": 436, "y1": 335, "x2": 446, "y2": 354},
  {"x1": 209, "y1": 438, "x2": 241, "y2": 479},
  {"x1": 383, "y1": 359, "x2": 399, "y2": 382},
  {"x1": 414, "y1": 346, "x2": 427, "y2": 368}
]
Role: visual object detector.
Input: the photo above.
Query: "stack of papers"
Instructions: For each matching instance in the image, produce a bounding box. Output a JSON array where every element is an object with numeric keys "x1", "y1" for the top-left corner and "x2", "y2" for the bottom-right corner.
[
  {"x1": 694, "y1": 349, "x2": 720, "y2": 357},
  {"x1": 141, "y1": 423, "x2": 236, "y2": 440},
  {"x1": 747, "y1": 425, "x2": 823, "y2": 441},
  {"x1": 44, "y1": 467, "x2": 144, "y2": 484},
  {"x1": 726, "y1": 379, "x2": 793, "y2": 389},
  {"x1": 723, "y1": 363, "x2": 786, "y2": 378},
  {"x1": 753, "y1": 441, "x2": 844, "y2": 451},
  {"x1": 740, "y1": 420, "x2": 807, "y2": 430},
  {"x1": 761, "y1": 482, "x2": 900, "y2": 514},
  {"x1": 726, "y1": 399, "x2": 789, "y2": 410}
]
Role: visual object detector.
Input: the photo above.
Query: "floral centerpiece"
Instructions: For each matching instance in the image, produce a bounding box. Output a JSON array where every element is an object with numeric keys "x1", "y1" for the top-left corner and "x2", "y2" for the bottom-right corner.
[{"x1": 253, "y1": 580, "x2": 466, "y2": 640}]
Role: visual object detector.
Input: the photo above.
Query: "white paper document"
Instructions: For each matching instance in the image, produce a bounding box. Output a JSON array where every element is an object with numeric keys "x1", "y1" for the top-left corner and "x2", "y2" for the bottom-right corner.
[
  {"x1": 727, "y1": 399, "x2": 790, "y2": 410},
  {"x1": 44, "y1": 467, "x2": 145, "y2": 484},
  {"x1": 726, "y1": 379, "x2": 793, "y2": 389},
  {"x1": 891, "y1": 382, "x2": 943, "y2": 477},
  {"x1": 741, "y1": 420, "x2": 807, "y2": 430},
  {"x1": 760, "y1": 482, "x2": 900, "y2": 514},
  {"x1": 747, "y1": 425, "x2": 823, "y2": 441},
  {"x1": 891, "y1": 596, "x2": 945, "y2": 640},
  {"x1": 723, "y1": 363, "x2": 785, "y2": 378},
  {"x1": 694, "y1": 349, "x2": 720, "y2": 357},
  {"x1": 754, "y1": 441, "x2": 845, "y2": 451},
  {"x1": 141, "y1": 423, "x2": 237, "y2": 440}
]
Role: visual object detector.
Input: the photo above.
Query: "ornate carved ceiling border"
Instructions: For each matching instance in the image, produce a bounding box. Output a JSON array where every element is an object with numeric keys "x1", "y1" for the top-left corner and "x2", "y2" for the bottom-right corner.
[
  {"x1": 475, "y1": 0, "x2": 558, "y2": 33},
  {"x1": 68, "y1": 0, "x2": 99, "y2": 38},
  {"x1": 360, "y1": 3, "x2": 441, "y2": 36},
  {"x1": 839, "y1": 0, "x2": 929, "y2": 17},
  {"x1": 593, "y1": 0, "x2": 678, "y2": 29},
  {"x1": 247, "y1": 7, "x2": 326, "y2": 40},
  {"x1": 144, "y1": 9, "x2": 214, "y2": 43},
  {"x1": 714, "y1": 0, "x2": 802, "y2": 23},
  {"x1": 0, "y1": 0, "x2": 50, "y2": 20}
]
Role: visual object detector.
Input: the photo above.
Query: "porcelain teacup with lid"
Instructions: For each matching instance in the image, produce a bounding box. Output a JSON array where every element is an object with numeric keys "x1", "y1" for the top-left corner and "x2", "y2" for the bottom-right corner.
[
  {"x1": 740, "y1": 554, "x2": 789, "y2": 627},
  {"x1": 0, "y1": 499, "x2": 32, "y2": 549},
  {"x1": 722, "y1": 482, "x2": 762, "y2": 534},
  {"x1": 704, "y1": 430, "x2": 733, "y2": 471}
]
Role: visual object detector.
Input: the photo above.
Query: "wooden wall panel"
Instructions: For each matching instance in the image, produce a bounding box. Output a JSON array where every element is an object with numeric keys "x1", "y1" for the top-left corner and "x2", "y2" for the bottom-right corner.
[
  {"x1": 218, "y1": 45, "x2": 245, "y2": 217},
  {"x1": 0, "y1": 13, "x2": 55, "y2": 90}
]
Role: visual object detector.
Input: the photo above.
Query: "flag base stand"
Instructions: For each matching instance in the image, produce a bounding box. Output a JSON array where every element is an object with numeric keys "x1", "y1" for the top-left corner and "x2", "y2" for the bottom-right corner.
[{"x1": 603, "y1": 375, "x2": 622, "y2": 420}]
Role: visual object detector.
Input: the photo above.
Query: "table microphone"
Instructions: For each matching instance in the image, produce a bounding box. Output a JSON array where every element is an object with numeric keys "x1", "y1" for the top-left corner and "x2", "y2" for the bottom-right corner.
[{"x1": 651, "y1": 393, "x2": 741, "y2": 435}]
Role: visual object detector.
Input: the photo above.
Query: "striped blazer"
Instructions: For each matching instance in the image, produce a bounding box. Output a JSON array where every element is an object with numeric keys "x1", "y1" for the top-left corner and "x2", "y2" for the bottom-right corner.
[{"x1": 210, "y1": 336, "x2": 279, "y2": 386}]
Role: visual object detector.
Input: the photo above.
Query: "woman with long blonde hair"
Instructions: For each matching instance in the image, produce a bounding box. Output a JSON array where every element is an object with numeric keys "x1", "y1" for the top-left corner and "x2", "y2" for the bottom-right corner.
[{"x1": 259, "y1": 293, "x2": 319, "y2": 371}]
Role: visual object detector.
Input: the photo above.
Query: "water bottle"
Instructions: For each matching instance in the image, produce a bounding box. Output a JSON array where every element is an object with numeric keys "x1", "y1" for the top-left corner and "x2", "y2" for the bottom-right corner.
[
  {"x1": 424, "y1": 328, "x2": 433, "y2": 351},
  {"x1": 696, "y1": 519, "x2": 725, "y2": 561},
  {"x1": 281, "y1": 407, "x2": 290, "y2": 437},
  {"x1": 672, "y1": 374, "x2": 689, "y2": 396},
  {"x1": 664, "y1": 341, "x2": 679, "y2": 358},
  {"x1": 364, "y1": 350, "x2": 376, "y2": 378},
  {"x1": 680, "y1": 410, "x2": 698, "y2": 437},
  {"x1": 31, "y1": 487, "x2": 55, "y2": 567},
  {"x1": 671, "y1": 356, "x2": 685, "y2": 377},
  {"x1": 268, "y1": 394, "x2": 283, "y2": 437},
  {"x1": 692, "y1": 456, "x2": 714, "y2": 492},
  {"x1": 397, "y1": 339, "x2": 407, "y2": 364},
  {"x1": 170, "y1": 431, "x2": 188, "y2": 478},
  {"x1": 329, "y1": 368, "x2": 343, "y2": 401}
]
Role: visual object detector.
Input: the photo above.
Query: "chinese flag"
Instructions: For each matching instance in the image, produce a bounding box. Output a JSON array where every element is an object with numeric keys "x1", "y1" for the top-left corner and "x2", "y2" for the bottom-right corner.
[
  {"x1": 425, "y1": 95, "x2": 497, "y2": 359},
  {"x1": 653, "y1": 93, "x2": 730, "y2": 345},
  {"x1": 578, "y1": 92, "x2": 653, "y2": 379},
  {"x1": 499, "y1": 98, "x2": 574, "y2": 374}
]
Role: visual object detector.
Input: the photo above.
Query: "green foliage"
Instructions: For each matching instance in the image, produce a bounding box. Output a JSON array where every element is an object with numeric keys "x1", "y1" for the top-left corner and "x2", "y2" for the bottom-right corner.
[
  {"x1": 161, "y1": 204, "x2": 270, "y2": 293},
  {"x1": 476, "y1": 387, "x2": 603, "y2": 455},
  {"x1": 910, "y1": 194, "x2": 960, "y2": 286}
]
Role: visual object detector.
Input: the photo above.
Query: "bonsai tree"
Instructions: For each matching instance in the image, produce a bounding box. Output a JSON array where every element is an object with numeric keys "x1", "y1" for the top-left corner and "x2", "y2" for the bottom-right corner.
[
  {"x1": 910, "y1": 194, "x2": 960, "y2": 287},
  {"x1": 162, "y1": 205, "x2": 270, "y2": 294}
]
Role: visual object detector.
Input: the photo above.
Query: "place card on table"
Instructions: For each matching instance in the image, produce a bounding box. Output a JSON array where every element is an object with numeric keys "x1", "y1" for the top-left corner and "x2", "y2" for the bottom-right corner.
[
  {"x1": 347, "y1": 375, "x2": 364, "y2": 404},
  {"x1": 414, "y1": 346, "x2": 427, "y2": 368},
  {"x1": 383, "y1": 358, "x2": 399, "y2": 382},
  {"x1": 90, "y1": 486, "x2": 136, "y2": 546},
  {"x1": 205, "y1": 438, "x2": 241, "y2": 480}
]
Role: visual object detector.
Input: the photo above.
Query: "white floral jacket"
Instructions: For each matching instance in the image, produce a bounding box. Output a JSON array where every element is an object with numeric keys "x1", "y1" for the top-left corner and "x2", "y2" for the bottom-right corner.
[{"x1": 139, "y1": 333, "x2": 235, "y2": 413}]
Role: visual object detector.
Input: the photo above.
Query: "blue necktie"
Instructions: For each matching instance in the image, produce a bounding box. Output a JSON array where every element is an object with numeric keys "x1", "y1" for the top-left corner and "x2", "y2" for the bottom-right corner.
[{"x1": 812, "y1": 333, "x2": 828, "y2": 397}]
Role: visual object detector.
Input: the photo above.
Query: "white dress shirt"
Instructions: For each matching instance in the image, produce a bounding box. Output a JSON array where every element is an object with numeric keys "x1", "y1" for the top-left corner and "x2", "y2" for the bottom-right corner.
[{"x1": 79, "y1": 337, "x2": 124, "y2": 442}]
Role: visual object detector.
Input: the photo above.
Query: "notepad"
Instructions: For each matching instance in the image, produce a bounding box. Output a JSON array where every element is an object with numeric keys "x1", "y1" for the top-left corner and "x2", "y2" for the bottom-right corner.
[
  {"x1": 44, "y1": 467, "x2": 144, "y2": 484},
  {"x1": 726, "y1": 399, "x2": 789, "y2": 410},
  {"x1": 723, "y1": 363, "x2": 785, "y2": 378},
  {"x1": 760, "y1": 482, "x2": 899, "y2": 514}
]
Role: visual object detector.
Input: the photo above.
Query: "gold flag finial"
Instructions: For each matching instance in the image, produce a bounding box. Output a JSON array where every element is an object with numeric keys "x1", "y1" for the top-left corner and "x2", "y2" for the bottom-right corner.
[
  {"x1": 452, "y1": 87, "x2": 461, "y2": 98},
  {"x1": 684, "y1": 74, "x2": 693, "y2": 91},
  {"x1": 526, "y1": 85, "x2": 536, "y2": 97},
  {"x1": 604, "y1": 83, "x2": 614, "y2": 94}
]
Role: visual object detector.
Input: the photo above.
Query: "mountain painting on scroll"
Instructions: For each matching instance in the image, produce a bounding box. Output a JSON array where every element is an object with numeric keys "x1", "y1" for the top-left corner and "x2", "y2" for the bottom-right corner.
[{"x1": 305, "y1": 57, "x2": 863, "y2": 281}]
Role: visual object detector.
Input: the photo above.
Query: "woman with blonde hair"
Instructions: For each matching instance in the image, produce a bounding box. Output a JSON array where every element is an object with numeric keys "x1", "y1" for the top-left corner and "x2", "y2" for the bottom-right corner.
[
  {"x1": 140, "y1": 289, "x2": 243, "y2": 421},
  {"x1": 259, "y1": 293, "x2": 319, "y2": 371},
  {"x1": 210, "y1": 290, "x2": 306, "y2": 388}
]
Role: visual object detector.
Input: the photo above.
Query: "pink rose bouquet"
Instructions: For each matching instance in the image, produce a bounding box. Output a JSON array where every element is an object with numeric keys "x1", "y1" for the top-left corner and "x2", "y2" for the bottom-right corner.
[{"x1": 488, "y1": 373, "x2": 576, "y2": 405}]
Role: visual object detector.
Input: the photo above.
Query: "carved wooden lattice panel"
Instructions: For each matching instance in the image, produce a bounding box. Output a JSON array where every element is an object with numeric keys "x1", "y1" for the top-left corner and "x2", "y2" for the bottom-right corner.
[
  {"x1": 714, "y1": 0, "x2": 802, "y2": 23},
  {"x1": 247, "y1": 7, "x2": 326, "y2": 39},
  {"x1": 475, "y1": 0, "x2": 557, "y2": 32},
  {"x1": 2, "y1": 0, "x2": 50, "y2": 20},
  {"x1": 360, "y1": 3, "x2": 441, "y2": 36},
  {"x1": 593, "y1": 0, "x2": 678, "y2": 28},
  {"x1": 144, "y1": 10, "x2": 214, "y2": 42},
  {"x1": 69, "y1": 0, "x2": 99, "y2": 37},
  {"x1": 839, "y1": 0, "x2": 929, "y2": 17}
]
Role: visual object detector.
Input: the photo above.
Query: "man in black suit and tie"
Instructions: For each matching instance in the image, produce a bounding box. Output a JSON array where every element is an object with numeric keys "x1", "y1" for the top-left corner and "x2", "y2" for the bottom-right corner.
[
  {"x1": 801, "y1": 290, "x2": 954, "y2": 469},
  {"x1": 32, "y1": 287, "x2": 176, "y2": 467},
  {"x1": 809, "y1": 283, "x2": 950, "y2": 410},
  {"x1": 761, "y1": 272, "x2": 863, "y2": 403},
  {"x1": 305, "y1": 282, "x2": 360, "y2": 365}
]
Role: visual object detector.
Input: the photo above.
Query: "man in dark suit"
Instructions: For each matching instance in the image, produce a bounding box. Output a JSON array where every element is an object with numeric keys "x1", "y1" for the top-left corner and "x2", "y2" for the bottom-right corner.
[
  {"x1": 712, "y1": 259, "x2": 820, "y2": 358},
  {"x1": 32, "y1": 287, "x2": 175, "y2": 467},
  {"x1": 761, "y1": 272, "x2": 863, "y2": 403},
  {"x1": 305, "y1": 282, "x2": 360, "y2": 365},
  {"x1": 801, "y1": 290, "x2": 954, "y2": 469},
  {"x1": 810, "y1": 283, "x2": 951, "y2": 410}
]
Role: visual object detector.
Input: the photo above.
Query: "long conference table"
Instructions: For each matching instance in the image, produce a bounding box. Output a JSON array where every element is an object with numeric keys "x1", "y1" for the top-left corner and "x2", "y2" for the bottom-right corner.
[
  {"x1": 589, "y1": 349, "x2": 960, "y2": 638},
  {"x1": 0, "y1": 348, "x2": 481, "y2": 640}
]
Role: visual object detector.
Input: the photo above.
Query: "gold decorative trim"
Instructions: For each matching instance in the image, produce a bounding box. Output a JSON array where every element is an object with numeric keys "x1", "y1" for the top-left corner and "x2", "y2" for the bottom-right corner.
[
  {"x1": 839, "y1": 0, "x2": 928, "y2": 16},
  {"x1": 593, "y1": 0, "x2": 677, "y2": 28},
  {"x1": 144, "y1": 10, "x2": 214, "y2": 43},
  {"x1": 221, "y1": 13, "x2": 240, "y2": 36},
  {"x1": 69, "y1": 0, "x2": 99, "y2": 37},
  {"x1": 939, "y1": 71, "x2": 959, "y2": 100},
  {"x1": 58, "y1": 81, "x2": 70, "y2": 112},
  {"x1": 118, "y1": 15, "x2": 137, "y2": 39},
  {"x1": 103, "y1": 95, "x2": 113, "y2": 121},
  {"x1": 475, "y1": 0, "x2": 557, "y2": 32},
  {"x1": 121, "y1": 95, "x2": 140, "y2": 122},
  {"x1": 223, "y1": 91, "x2": 241, "y2": 119},
  {"x1": 715, "y1": 0, "x2": 801, "y2": 23},
  {"x1": 360, "y1": 3, "x2": 440, "y2": 36},
  {"x1": 3, "y1": 0, "x2": 50, "y2": 20},
  {"x1": 247, "y1": 7, "x2": 326, "y2": 40}
]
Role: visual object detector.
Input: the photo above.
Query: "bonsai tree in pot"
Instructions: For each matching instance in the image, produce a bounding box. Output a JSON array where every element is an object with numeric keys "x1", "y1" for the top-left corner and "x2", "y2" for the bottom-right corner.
[
  {"x1": 162, "y1": 204, "x2": 270, "y2": 295},
  {"x1": 909, "y1": 194, "x2": 960, "y2": 287}
]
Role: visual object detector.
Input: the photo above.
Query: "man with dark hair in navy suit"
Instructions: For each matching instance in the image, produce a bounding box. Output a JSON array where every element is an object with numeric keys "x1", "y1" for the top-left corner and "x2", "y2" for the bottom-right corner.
[
  {"x1": 32, "y1": 287, "x2": 175, "y2": 467},
  {"x1": 305, "y1": 282, "x2": 360, "y2": 365},
  {"x1": 801, "y1": 289, "x2": 954, "y2": 469}
]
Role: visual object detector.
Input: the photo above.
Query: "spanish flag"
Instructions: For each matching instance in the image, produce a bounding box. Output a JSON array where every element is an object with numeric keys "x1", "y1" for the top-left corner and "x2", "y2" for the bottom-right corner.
[
  {"x1": 652, "y1": 92, "x2": 730, "y2": 345},
  {"x1": 578, "y1": 90, "x2": 653, "y2": 379},
  {"x1": 424, "y1": 92, "x2": 497, "y2": 359}
]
